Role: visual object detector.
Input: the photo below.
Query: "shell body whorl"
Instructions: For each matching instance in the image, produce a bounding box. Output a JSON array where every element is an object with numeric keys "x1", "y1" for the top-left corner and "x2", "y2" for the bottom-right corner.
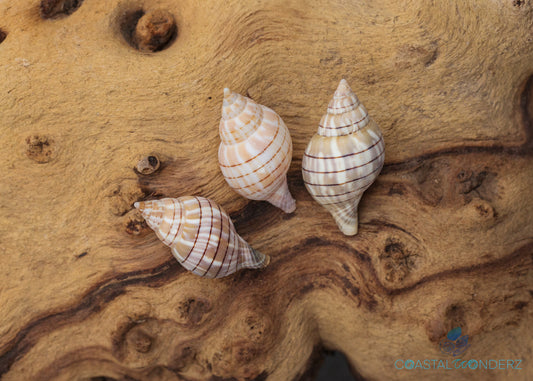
[
  {"x1": 135, "y1": 196, "x2": 269, "y2": 278},
  {"x1": 218, "y1": 88, "x2": 296, "y2": 213},
  {"x1": 302, "y1": 79, "x2": 385, "y2": 235}
]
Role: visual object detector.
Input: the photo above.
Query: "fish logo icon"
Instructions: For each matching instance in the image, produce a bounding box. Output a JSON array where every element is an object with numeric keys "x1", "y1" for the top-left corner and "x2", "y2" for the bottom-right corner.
[{"x1": 439, "y1": 327, "x2": 470, "y2": 356}]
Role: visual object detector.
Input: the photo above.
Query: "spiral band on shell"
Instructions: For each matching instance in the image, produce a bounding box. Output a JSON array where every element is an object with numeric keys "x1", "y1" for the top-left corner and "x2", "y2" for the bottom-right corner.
[{"x1": 135, "y1": 196, "x2": 269, "y2": 278}]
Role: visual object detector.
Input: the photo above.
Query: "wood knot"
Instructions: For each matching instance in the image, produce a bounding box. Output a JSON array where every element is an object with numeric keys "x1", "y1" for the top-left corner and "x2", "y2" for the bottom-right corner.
[
  {"x1": 136, "y1": 155, "x2": 160, "y2": 175},
  {"x1": 127, "y1": 327, "x2": 153, "y2": 353},
  {"x1": 413, "y1": 160, "x2": 447, "y2": 206},
  {"x1": 124, "y1": 209, "x2": 147, "y2": 235},
  {"x1": 465, "y1": 199, "x2": 496, "y2": 221},
  {"x1": 243, "y1": 314, "x2": 270, "y2": 343},
  {"x1": 40, "y1": 0, "x2": 83, "y2": 19},
  {"x1": 26, "y1": 135, "x2": 54, "y2": 163},
  {"x1": 455, "y1": 169, "x2": 497, "y2": 203},
  {"x1": 120, "y1": 9, "x2": 176, "y2": 52},
  {"x1": 456, "y1": 169, "x2": 487, "y2": 194},
  {"x1": 107, "y1": 181, "x2": 145, "y2": 216},
  {"x1": 177, "y1": 297, "x2": 212, "y2": 326},
  {"x1": 0, "y1": 29, "x2": 6, "y2": 44},
  {"x1": 379, "y1": 238, "x2": 418, "y2": 284},
  {"x1": 134, "y1": 10, "x2": 177, "y2": 52},
  {"x1": 234, "y1": 342, "x2": 259, "y2": 364},
  {"x1": 212, "y1": 342, "x2": 264, "y2": 379},
  {"x1": 170, "y1": 345, "x2": 196, "y2": 371}
]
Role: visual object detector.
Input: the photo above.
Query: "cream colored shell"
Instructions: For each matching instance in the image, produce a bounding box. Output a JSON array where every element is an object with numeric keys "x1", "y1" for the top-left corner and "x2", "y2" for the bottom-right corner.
[
  {"x1": 135, "y1": 196, "x2": 269, "y2": 278},
  {"x1": 302, "y1": 79, "x2": 385, "y2": 235},
  {"x1": 218, "y1": 88, "x2": 296, "y2": 213}
]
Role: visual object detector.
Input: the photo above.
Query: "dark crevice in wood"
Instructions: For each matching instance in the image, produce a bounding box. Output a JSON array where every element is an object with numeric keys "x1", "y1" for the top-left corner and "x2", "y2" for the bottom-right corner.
[
  {"x1": 40, "y1": 0, "x2": 84, "y2": 19},
  {"x1": 292, "y1": 345, "x2": 324, "y2": 381},
  {"x1": 519, "y1": 74, "x2": 533, "y2": 153},
  {"x1": 75, "y1": 251, "x2": 88, "y2": 259}
]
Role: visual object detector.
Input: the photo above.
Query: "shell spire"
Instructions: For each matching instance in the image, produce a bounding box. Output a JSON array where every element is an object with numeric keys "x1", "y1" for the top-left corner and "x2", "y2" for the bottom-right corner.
[
  {"x1": 328, "y1": 79, "x2": 359, "y2": 113},
  {"x1": 218, "y1": 88, "x2": 296, "y2": 213},
  {"x1": 135, "y1": 197, "x2": 270, "y2": 278},
  {"x1": 134, "y1": 199, "x2": 184, "y2": 247},
  {"x1": 302, "y1": 79, "x2": 385, "y2": 235},
  {"x1": 219, "y1": 88, "x2": 259, "y2": 145},
  {"x1": 318, "y1": 79, "x2": 370, "y2": 137}
]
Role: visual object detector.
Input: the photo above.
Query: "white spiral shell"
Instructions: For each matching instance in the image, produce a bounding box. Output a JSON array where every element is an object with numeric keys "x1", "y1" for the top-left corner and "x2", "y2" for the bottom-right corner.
[
  {"x1": 218, "y1": 88, "x2": 296, "y2": 213},
  {"x1": 135, "y1": 196, "x2": 269, "y2": 278},
  {"x1": 302, "y1": 79, "x2": 385, "y2": 235}
]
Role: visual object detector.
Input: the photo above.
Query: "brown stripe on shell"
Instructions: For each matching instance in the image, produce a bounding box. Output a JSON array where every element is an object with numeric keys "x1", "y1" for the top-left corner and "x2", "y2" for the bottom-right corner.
[
  {"x1": 328, "y1": 101, "x2": 360, "y2": 110},
  {"x1": 229, "y1": 156, "x2": 289, "y2": 193},
  {"x1": 168, "y1": 198, "x2": 182, "y2": 246},
  {"x1": 220, "y1": 124, "x2": 289, "y2": 179},
  {"x1": 203, "y1": 202, "x2": 224, "y2": 277},
  {"x1": 303, "y1": 164, "x2": 383, "y2": 187},
  {"x1": 214, "y1": 203, "x2": 240, "y2": 278},
  {"x1": 183, "y1": 197, "x2": 202, "y2": 262},
  {"x1": 190, "y1": 198, "x2": 215, "y2": 275},
  {"x1": 219, "y1": 115, "x2": 281, "y2": 168},
  {"x1": 303, "y1": 136, "x2": 383, "y2": 160},
  {"x1": 318, "y1": 114, "x2": 368, "y2": 129},
  {"x1": 217, "y1": 218, "x2": 237, "y2": 278},
  {"x1": 311, "y1": 182, "x2": 378, "y2": 205},
  {"x1": 312, "y1": 182, "x2": 375, "y2": 198},
  {"x1": 228, "y1": 146, "x2": 290, "y2": 191},
  {"x1": 303, "y1": 146, "x2": 385, "y2": 174},
  {"x1": 161, "y1": 199, "x2": 176, "y2": 243}
]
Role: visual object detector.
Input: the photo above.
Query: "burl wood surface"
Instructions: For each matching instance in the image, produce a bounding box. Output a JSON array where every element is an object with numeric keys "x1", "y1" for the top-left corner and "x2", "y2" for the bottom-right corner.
[{"x1": 0, "y1": 0, "x2": 532, "y2": 380}]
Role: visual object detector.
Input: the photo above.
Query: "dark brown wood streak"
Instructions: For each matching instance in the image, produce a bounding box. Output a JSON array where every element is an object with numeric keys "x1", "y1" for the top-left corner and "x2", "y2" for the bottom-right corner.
[{"x1": 0, "y1": 261, "x2": 181, "y2": 376}]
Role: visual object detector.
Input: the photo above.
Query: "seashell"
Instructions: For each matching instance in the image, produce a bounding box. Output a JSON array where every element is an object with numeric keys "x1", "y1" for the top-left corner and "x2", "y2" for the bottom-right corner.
[
  {"x1": 302, "y1": 79, "x2": 385, "y2": 236},
  {"x1": 135, "y1": 196, "x2": 269, "y2": 278},
  {"x1": 218, "y1": 88, "x2": 296, "y2": 213}
]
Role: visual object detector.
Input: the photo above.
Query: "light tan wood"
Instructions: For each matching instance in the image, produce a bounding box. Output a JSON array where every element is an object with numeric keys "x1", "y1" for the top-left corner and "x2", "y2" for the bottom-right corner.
[{"x1": 0, "y1": 0, "x2": 531, "y2": 380}]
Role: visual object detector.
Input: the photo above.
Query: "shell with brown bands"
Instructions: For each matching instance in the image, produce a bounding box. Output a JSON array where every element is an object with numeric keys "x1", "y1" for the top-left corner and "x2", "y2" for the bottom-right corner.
[
  {"x1": 302, "y1": 79, "x2": 385, "y2": 236},
  {"x1": 218, "y1": 88, "x2": 296, "y2": 213},
  {"x1": 135, "y1": 196, "x2": 269, "y2": 278}
]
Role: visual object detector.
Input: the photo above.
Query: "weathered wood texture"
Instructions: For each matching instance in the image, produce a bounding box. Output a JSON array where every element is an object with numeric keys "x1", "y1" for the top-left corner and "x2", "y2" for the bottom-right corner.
[{"x1": 0, "y1": 0, "x2": 532, "y2": 380}]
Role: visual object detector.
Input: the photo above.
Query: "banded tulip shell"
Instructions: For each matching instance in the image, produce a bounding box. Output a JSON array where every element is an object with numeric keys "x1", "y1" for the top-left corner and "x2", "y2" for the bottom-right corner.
[
  {"x1": 302, "y1": 79, "x2": 385, "y2": 236},
  {"x1": 135, "y1": 196, "x2": 269, "y2": 278},
  {"x1": 218, "y1": 88, "x2": 296, "y2": 213}
]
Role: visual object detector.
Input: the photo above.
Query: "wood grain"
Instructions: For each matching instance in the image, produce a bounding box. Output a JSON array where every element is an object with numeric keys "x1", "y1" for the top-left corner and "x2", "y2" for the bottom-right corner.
[{"x1": 0, "y1": 0, "x2": 531, "y2": 380}]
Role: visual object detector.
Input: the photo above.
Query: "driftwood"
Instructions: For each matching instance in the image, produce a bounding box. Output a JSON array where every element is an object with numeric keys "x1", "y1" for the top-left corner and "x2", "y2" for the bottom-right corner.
[{"x1": 0, "y1": 0, "x2": 532, "y2": 380}]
